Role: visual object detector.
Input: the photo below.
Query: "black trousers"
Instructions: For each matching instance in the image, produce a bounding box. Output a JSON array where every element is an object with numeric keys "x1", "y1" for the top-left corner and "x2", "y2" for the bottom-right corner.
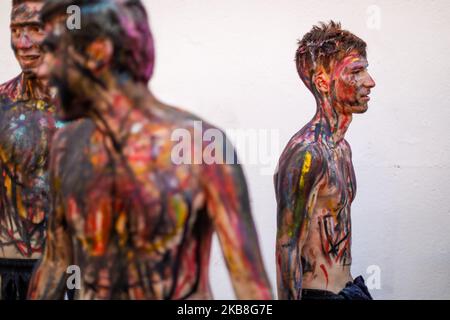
[
  {"x1": 301, "y1": 275, "x2": 373, "y2": 300},
  {"x1": 0, "y1": 258, "x2": 37, "y2": 300}
]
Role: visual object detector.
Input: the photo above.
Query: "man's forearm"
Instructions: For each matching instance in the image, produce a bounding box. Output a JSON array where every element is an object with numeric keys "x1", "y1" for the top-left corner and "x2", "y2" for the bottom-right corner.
[{"x1": 231, "y1": 272, "x2": 273, "y2": 300}]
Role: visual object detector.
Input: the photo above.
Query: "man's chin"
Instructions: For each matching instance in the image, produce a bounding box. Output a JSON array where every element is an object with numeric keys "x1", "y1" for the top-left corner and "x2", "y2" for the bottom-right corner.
[
  {"x1": 21, "y1": 68, "x2": 39, "y2": 78},
  {"x1": 347, "y1": 104, "x2": 368, "y2": 114},
  {"x1": 19, "y1": 60, "x2": 43, "y2": 76},
  {"x1": 354, "y1": 106, "x2": 368, "y2": 114}
]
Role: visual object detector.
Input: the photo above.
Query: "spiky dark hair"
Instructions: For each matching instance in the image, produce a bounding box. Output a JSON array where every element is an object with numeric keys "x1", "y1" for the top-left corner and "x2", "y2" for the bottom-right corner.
[{"x1": 295, "y1": 21, "x2": 367, "y2": 91}]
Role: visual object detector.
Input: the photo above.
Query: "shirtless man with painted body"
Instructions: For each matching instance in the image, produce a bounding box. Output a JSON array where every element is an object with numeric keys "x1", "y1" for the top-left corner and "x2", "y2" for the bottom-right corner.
[
  {"x1": 275, "y1": 21, "x2": 376, "y2": 300},
  {"x1": 0, "y1": 0, "x2": 61, "y2": 300}
]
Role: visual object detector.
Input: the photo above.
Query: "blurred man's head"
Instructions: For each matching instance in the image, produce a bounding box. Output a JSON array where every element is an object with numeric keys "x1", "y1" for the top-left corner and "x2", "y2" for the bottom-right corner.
[
  {"x1": 11, "y1": 0, "x2": 45, "y2": 76},
  {"x1": 40, "y1": 0, "x2": 155, "y2": 120},
  {"x1": 40, "y1": 0, "x2": 155, "y2": 83},
  {"x1": 296, "y1": 21, "x2": 375, "y2": 114}
]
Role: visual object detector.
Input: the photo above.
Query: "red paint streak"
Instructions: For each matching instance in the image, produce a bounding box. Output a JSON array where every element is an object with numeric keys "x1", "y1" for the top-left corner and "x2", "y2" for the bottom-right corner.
[
  {"x1": 323, "y1": 241, "x2": 333, "y2": 266},
  {"x1": 173, "y1": 244, "x2": 197, "y2": 298},
  {"x1": 320, "y1": 264, "x2": 329, "y2": 288},
  {"x1": 276, "y1": 252, "x2": 281, "y2": 269},
  {"x1": 31, "y1": 247, "x2": 43, "y2": 254},
  {"x1": 17, "y1": 242, "x2": 28, "y2": 256},
  {"x1": 318, "y1": 221, "x2": 333, "y2": 267},
  {"x1": 335, "y1": 238, "x2": 351, "y2": 263}
]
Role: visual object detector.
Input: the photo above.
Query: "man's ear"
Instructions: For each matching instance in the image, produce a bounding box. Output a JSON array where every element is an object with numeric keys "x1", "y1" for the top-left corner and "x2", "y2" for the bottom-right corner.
[
  {"x1": 85, "y1": 38, "x2": 113, "y2": 74},
  {"x1": 313, "y1": 69, "x2": 330, "y2": 94}
]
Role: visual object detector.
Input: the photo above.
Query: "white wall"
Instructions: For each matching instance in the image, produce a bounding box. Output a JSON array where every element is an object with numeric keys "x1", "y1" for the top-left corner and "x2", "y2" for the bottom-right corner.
[{"x1": 1, "y1": 0, "x2": 449, "y2": 299}]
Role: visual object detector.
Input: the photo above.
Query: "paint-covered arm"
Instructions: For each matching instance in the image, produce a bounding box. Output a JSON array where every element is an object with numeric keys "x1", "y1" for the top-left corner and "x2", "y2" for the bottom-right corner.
[
  {"x1": 275, "y1": 146, "x2": 323, "y2": 300},
  {"x1": 28, "y1": 133, "x2": 73, "y2": 300},
  {"x1": 203, "y1": 147, "x2": 273, "y2": 299}
]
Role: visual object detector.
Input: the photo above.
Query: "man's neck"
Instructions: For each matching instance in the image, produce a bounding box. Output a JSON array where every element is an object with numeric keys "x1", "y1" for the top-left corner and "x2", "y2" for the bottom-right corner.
[
  {"x1": 313, "y1": 97, "x2": 352, "y2": 146},
  {"x1": 20, "y1": 73, "x2": 50, "y2": 101}
]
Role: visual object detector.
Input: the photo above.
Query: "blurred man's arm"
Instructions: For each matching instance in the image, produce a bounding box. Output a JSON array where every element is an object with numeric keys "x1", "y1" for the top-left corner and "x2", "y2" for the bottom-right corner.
[{"x1": 203, "y1": 149, "x2": 273, "y2": 299}]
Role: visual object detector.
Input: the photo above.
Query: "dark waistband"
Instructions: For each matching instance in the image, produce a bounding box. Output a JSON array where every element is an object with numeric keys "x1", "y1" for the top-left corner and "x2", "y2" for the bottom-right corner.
[
  {"x1": 302, "y1": 288, "x2": 342, "y2": 299},
  {"x1": 302, "y1": 275, "x2": 372, "y2": 300},
  {"x1": 0, "y1": 258, "x2": 38, "y2": 270}
]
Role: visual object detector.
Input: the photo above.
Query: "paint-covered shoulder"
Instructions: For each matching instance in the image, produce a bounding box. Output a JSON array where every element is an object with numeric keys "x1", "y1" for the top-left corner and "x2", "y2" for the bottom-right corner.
[
  {"x1": 152, "y1": 101, "x2": 238, "y2": 163},
  {"x1": 154, "y1": 101, "x2": 214, "y2": 130},
  {"x1": 275, "y1": 141, "x2": 326, "y2": 194},
  {"x1": 342, "y1": 139, "x2": 353, "y2": 154},
  {"x1": 0, "y1": 75, "x2": 22, "y2": 122},
  {"x1": 279, "y1": 140, "x2": 324, "y2": 172},
  {"x1": 279, "y1": 123, "x2": 319, "y2": 159},
  {"x1": 153, "y1": 102, "x2": 232, "y2": 146},
  {"x1": 0, "y1": 74, "x2": 22, "y2": 101},
  {"x1": 274, "y1": 141, "x2": 323, "y2": 209}
]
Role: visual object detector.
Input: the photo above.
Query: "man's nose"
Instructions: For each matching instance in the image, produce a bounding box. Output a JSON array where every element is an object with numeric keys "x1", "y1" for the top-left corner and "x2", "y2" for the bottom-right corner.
[
  {"x1": 365, "y1": 73, "x2": 376, "y2": 89},
  {"x1": 16, "y1": 32, "x2": 33, "y2": 50}
]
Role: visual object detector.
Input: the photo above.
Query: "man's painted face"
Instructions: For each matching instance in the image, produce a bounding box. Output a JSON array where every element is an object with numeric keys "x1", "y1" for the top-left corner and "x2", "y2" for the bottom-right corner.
[
  {"x1": 11, "y1": 1, "x2": 45, "y2": 75},
  {"x1": 330, "y1": 52, "x2": 376, "y2": 114}
]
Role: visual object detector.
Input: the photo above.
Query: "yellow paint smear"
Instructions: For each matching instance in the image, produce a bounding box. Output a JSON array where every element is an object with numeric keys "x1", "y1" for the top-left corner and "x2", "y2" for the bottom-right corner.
[{"x1": 299, "y1": 151, "x2": 312, "y2": 189}]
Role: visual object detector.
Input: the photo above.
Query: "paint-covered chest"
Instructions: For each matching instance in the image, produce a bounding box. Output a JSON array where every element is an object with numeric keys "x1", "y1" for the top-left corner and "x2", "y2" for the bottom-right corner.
[
  {"x1": 0, "y1": 100, "x2": 60, "y2": 178},
  {"x1": 317, "y1": 143, "x2": 357, "y2": 209}
]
